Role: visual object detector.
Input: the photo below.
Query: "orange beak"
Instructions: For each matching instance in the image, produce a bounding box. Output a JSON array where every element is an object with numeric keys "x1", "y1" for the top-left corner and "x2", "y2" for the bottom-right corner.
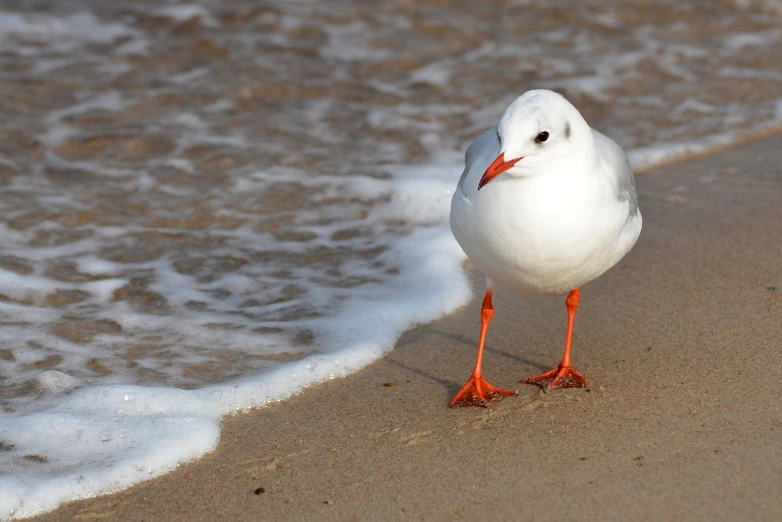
[{"x1": 478, "y1": 153, "x2": 521, "y2": 190}]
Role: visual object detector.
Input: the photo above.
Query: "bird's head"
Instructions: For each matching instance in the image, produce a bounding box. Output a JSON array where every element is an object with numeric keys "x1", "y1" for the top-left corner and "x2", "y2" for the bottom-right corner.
[{"x1": 479, "y1": 89, "x2": 592, "y2": 190}]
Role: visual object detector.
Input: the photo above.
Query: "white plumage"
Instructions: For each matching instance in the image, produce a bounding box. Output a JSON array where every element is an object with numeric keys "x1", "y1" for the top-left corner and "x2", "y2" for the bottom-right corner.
[
  {"x1": 448, "y1": 89, "x2": 641, "y2": 407},
  {"x1": 451, "y1": 90, "x2": 641, "y2": 295}
]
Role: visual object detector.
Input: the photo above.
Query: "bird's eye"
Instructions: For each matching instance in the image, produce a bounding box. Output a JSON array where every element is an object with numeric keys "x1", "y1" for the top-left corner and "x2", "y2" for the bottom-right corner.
[{"x1": 536, "y1": 131, "x2": 549, "y2": 143}]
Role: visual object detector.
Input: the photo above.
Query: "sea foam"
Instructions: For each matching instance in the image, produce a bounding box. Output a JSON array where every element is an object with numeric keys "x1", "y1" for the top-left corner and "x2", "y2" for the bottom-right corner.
[{"x1": 0, "y1": 159, "x2": 470, "y2": 519}]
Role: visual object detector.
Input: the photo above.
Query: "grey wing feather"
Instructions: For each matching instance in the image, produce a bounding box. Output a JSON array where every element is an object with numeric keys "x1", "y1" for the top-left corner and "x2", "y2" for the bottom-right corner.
[
  {"x1": 592, "y1": 129, "x2": 639, "y2": 217},
  {"x1": 457, "y1": 128, "x2": 500, "y2": 191}
]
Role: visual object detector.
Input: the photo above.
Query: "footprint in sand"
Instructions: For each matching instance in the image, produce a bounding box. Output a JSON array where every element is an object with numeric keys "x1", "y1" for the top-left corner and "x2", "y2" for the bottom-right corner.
[
  {"x1": 74, "y1": 501, "x2": 125, "y2": 520},
  {"x1": 367, "y1": 427, "x2": 401, "y2": 441},
  {"x1": 368, "y1": 427, "x2": 433, "y2": 446},
  {"x1": 242, "y1": 451, "x2": 308, "y2": 479},
  {"x1": 399, "y1": 430, "x2": 433, "y2": 446}
]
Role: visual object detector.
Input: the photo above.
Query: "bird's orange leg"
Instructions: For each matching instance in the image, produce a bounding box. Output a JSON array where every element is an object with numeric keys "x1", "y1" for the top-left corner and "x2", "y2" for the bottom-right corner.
[
  {"x1": 450, "y1": 289, "x2": 517, "y2": 408},
  {"x1": 524, "y1": 288, "x2": 589, "y2": 391}
]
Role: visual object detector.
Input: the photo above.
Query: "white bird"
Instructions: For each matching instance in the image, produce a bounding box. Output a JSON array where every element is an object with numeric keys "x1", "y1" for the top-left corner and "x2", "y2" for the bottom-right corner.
[{"x1": 449, "y1": 89, "x2": 642, "y2": 407}]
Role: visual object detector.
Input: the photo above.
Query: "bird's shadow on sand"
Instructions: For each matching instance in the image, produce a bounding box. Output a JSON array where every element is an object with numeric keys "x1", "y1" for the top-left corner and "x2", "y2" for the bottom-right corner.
[{"x1": 389, "y1": 328, "x2": 549, "y2": 397}]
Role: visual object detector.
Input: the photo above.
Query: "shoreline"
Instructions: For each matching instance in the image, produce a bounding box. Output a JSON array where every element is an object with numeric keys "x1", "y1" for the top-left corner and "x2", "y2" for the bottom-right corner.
[
  {"x1": 631, "y1": 123, "x2": 782, "y2": 175},
  {"x1": 26, "y1": 134, "x2": 782, "y2": 521}
]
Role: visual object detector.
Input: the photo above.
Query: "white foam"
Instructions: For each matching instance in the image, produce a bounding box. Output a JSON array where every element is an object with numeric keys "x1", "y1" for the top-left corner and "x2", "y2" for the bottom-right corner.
[
  {"x1": 0, "y1": 410, "x2": 220, "y2": 519},
  {"x1": 36, "y1": 125, "x2": 78, "y2": 149},
  {"x1": 721, "y1": 29, "x2": 782, "y2": 50},
  {"x1": 156, "y1": 5, "x2": 219, "y2": 27},
  {"x1": 36, "y1": 371, "x2": 83, "y2": 395},
  {"x1": 320, "y1": 21, "x2": 393, "y2": 61},
  {"x1": 0, "y1": 13, "x2": 136, "y2": 47},
  {"x1": 410, "y1": 61, "x2": 454, "y2": 86},
  {"x1": 0, "y1": 159, "x2": 471, "y2": 519},
  {"x1": 628, "y1": 99, "x2": 782, "y2": 172}
]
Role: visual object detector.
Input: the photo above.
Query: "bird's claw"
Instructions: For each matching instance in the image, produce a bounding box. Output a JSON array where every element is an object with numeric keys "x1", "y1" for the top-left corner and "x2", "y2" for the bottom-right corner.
[
  {"x1": 523, "y1": 365, "x2": 588, "y2": 391},
  {"x1": 450, "y1": 376, "x2": 516, "y2": 408}
]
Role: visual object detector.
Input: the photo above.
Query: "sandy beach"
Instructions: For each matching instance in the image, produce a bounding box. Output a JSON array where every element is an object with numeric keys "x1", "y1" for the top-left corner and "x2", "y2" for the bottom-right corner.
[{"x1": 26, "y1": 133, "x2": 782, "y2": 520}]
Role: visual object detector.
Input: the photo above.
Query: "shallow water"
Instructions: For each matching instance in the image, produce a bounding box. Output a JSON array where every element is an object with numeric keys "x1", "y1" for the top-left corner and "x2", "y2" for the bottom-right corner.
[{"x1": 1, "y1": 0, "x2": 782, "y2": 518}]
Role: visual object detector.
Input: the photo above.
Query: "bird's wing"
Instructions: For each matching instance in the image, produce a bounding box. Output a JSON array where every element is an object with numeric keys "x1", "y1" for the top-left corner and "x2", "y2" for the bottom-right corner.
[
  {"x1": 456, "y1": 127, "x2": 500, "y2": 192},
  {"x1": 592, "y1": 129, "x2": 639, "y2": 217}
]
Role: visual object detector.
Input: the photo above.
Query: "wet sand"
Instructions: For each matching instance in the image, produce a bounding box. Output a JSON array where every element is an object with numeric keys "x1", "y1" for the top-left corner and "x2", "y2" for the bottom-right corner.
[{"x1": 27, "y1": 132, "x2": 782, "y2": 521}]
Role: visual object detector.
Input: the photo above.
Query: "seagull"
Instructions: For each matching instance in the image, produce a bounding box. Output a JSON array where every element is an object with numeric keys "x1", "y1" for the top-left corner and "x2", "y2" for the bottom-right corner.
[{"x1": 449, "y1": 89, "x2": 642, "y2": 408}]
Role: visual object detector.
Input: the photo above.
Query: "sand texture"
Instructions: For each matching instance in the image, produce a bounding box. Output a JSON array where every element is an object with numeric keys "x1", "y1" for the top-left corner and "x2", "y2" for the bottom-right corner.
[{"x1": 29, "y1": 137, "x2": 782, "y2": 521}]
